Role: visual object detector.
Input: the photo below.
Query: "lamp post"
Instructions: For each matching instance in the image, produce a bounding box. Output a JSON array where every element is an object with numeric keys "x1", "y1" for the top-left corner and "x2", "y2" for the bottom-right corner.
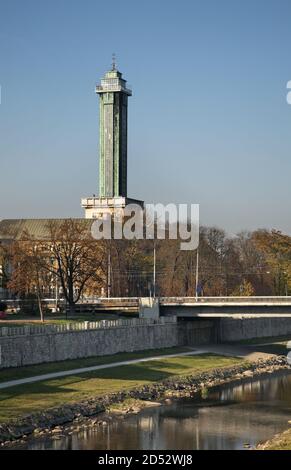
[
  {"x1": 153, "y1": 240, "x2": 156, "y2": 298},
  {"x1": 195, "y1": 248, "x2": 199, "y2": 301},
  {"x1": 107, "y1": 249, "x2": 111, "y2": 298},
  {"x1": 283, "y1": 271, "x2": 288, "y2": 297},
  {"x1": 55, "y1": 275, "x2": 58, "y2": 312}
]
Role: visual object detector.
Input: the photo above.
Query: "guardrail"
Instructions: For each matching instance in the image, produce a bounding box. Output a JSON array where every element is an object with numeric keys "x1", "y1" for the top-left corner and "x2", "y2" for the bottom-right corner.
[
  {"x1": 0, "y1": 316, "x2": 177, "y2": 338},
  {"x1": 2, "y1": 296, "x2": 291, "y2": 310},
  {"x1": 81, "y1": 296, "x2": 291, "y2": 304},
  {"x1": 160, "y1": 296, "x2": 291, "y2": 304}
]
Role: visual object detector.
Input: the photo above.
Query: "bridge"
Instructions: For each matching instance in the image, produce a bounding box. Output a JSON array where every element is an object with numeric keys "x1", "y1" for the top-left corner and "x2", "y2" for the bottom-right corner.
[
  {"x1": 76, "y1": 296, "x2": 291, "y2": 317},
  {"x1": 3, "y1": 296, "x2": 291, "y2": 317},
  {"x1": 72, "y1": 297, "x2": 291, "y2": 342},
  {"x1": 3, "y1": 296, "x2": 291, "y2": 343}
]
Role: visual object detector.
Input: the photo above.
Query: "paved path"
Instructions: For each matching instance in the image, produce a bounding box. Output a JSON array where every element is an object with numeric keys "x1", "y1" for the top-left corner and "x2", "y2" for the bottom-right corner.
[
  {"x1": 0, "y1": 350, "x2": 204, "y2": 391},
  {"x1": 0, "y1": 345, "x2": 275, "y2": 391}
]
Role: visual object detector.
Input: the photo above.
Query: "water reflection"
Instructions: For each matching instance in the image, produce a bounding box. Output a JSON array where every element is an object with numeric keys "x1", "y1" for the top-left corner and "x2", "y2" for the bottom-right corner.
[{"x1": 12, "y1": 371, "x2": 291, "y2": 450}]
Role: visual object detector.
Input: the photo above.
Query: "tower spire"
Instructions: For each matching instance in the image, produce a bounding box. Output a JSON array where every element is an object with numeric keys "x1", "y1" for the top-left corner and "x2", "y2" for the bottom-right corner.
[{"x1": 112, "y1": 53, "x2": 116, "y2": 71}]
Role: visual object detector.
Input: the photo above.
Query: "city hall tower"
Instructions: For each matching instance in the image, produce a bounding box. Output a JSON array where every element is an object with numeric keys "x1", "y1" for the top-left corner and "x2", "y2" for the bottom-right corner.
[
  {"x1": 81, "y1": 58, "x2": 143, "y2": 218},
  {"x1": 97, "y1": 62, "x2": 131, "y2": 198}
]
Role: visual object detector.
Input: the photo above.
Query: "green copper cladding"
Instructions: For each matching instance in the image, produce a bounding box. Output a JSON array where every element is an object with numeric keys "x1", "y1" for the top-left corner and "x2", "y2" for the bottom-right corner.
[{"x1": 96, "y1": 68, "x2": 132, "y2": 198}]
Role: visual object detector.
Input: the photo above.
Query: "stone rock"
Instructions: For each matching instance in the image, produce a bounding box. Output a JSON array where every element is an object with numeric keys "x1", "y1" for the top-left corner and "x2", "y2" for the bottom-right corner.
[
  {"x1": 51, "y1": 427, "x2": 62, "y2": 434},
  {"x1": 33, "y1": 428, "x2": 42, "y2": 434},
  {"x1": 243, "y1": 371, "x2": 253, "y2": 377}
]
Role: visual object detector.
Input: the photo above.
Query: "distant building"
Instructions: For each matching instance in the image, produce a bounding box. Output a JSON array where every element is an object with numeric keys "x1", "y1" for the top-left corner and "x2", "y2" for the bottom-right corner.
[
  {"x1": 81, "y1": 60, "x2": 144, "y2": 218},
  {"x1": 0, "y1": 219, "x2": 92, "y2": 242},
  {"x1": 0, "y1": 61, "x2": 146, "y2": 296},
  {"x1": 0, "y1": 218, "x2": 96, "y2": 300}
]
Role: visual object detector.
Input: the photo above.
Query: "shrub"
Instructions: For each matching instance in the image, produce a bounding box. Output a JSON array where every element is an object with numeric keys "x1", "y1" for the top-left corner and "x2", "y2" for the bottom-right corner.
[{"x1": 0, "y1": 301, "x2": 8, "y2": 312}]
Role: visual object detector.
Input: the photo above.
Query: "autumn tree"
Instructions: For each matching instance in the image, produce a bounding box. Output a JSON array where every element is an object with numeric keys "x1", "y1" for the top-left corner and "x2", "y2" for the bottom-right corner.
[
  {"x1": 45, "y1": 219, "x2": 106, "y2": 314},
  {"x1": 232, "y1": 279, "x2": 255, "y2": 296},
  {"x1": 8, "y1": 220, "x2": 106, "y2": 316},
  {"x1": 252, "y1": 229, "x2": 291, "y2": 295},
  {"x1": 0, "y1": 242, "x2": 10, "y2": 296},
  {"x1": 8, "y1": 235, "x2": 50, "y2": 321}
]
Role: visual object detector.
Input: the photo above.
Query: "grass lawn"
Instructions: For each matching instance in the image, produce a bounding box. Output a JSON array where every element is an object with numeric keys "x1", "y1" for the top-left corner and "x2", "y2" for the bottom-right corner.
[
  {"x1": 246, "y1": 343, "x2": 289, "y2": 356},
  {"x1": 0, "y1": 353, "x2": 242, "y2": 422},
  {"x1": 234, "y1": 335, "x2": 291, "y2": 345},
  {"x1": 232, "y1": 335, "x2": 291, "y2": 356},
  {"x1": 0, "y1": 347, "x2": 189, "y2": 383}
]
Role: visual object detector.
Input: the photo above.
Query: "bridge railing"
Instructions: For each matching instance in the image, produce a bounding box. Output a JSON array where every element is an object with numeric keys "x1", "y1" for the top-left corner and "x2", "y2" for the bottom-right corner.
[
  {"x1": 79, "y1": 296, "x2": 291, "y2": 304},
  {"x1": 2, "y1": 296, "x2": 291, "y2": 311},
  {"x1": 160, "y1": 296, "x2": 291, "y2": 304},
  {"x1": 0, "y1": 316, "x2": 177, "y2": 338},
  {"x1": 1, "y1": 297, "x2": 140, "y2": 307}
]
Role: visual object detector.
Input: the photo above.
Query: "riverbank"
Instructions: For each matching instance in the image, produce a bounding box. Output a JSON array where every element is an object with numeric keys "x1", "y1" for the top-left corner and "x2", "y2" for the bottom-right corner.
[
  {"x1": 257, "y1": 427, "x2": 291, "y2": 450},
  {"x1": 0, "y1": 353, "x2": 240, "y2": 428},
  {"x1": 0, "y1": 352, "x2": 240, "y2": 422},
  {"x1": 0, "y1": 355, "x2": 288, "y2": 447}
]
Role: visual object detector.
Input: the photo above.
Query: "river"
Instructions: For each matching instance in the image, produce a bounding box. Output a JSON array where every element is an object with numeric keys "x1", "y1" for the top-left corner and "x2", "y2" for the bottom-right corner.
[{"x1": 9, "y1": 370, "x2": 291, "y2": 450}]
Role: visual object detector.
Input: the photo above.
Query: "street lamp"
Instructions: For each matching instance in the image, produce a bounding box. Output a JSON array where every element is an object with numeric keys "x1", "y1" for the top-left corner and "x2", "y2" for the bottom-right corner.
[
  {"x1": 195, "y1": 248, "x2": 199, "y2": 301},
  {"x1": 153, "y1": 240, "x2": 156, "y2": 298}
]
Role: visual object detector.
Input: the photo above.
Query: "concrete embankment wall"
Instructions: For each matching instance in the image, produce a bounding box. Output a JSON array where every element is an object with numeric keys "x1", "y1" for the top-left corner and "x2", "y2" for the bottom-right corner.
[
  {"x1": 178, "y1": 320, "x2": 218, "y2": 346},
  {"x1": 0, "y1": 318, "x2": 179, "y2": 369},
  {"x1": 0, "y1": 317, "x2": 217, "y2": 369},
  {"x1": 218, "y1": 317, "x2": 291, "y2": 342},
  {"x1": 177, "y1": 317, "x2": 291, "y2": 344},
  {"x1": 2, "y1": 316, "x2": 291, "y2": 369}
]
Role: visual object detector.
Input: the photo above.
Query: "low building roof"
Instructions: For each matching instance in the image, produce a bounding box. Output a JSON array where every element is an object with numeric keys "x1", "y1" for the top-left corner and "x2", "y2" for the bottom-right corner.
[{"x1": 0, "y1": 219, "x2": 93, "y2": 241}]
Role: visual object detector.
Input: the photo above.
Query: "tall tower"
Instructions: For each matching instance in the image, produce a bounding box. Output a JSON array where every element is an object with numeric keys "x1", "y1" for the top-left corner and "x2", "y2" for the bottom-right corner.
[
  {"x1": 81, "y1": 59, "x2": 143, "y2": 219},
  {"x1": 97, "y1": 63, "x2": 131, "y2": 198}
]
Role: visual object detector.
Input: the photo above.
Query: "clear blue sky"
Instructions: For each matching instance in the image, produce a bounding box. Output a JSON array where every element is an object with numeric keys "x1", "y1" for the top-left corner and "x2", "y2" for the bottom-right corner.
[{"x1": 1, "y1": 0, "x2": 291, "y2": 234}]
